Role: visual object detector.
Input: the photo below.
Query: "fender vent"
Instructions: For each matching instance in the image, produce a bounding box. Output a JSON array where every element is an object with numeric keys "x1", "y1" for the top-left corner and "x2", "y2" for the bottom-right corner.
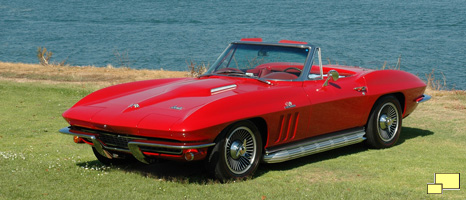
[{"x1": 275, "y1": 112, "x2": 299, "y2": 143}]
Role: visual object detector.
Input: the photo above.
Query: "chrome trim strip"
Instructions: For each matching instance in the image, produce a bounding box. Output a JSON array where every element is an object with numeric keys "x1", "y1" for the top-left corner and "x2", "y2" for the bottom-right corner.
[
  {"x1": 232, "y1": 41, "x2": 314, "y2": 49},
  {"x1": 416, "y1": 94, "x2": 432, "y2": 104},
  {"x1": 318, "y1": 47, "x2": 323, "y2": 79},
  {"x1": 262, "y1": 129, "x2": 366, "y2": 163},
  {"x1": 128, "y1": 141, "x2": 216, "y2": 164},
  {"x1": 211, "y1": 84, "x2": 237, "y2": 94},
  {"x1": 128, "y1": 141, "x2": 216, "y2": 150},
  {"x1": 91, "y1": 136, "x2": 111, "y2": 158},
  {"x1": 59, "y1": 127, "x2": 94, "y2": 139},
  {"x1": 59, "y1": 127, "x2": 116, "y2": 158}
]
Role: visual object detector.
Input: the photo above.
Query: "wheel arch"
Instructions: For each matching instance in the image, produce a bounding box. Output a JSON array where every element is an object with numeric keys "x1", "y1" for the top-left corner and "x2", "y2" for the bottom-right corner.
[
  {"x1": 367, "y1": 92, "x2": 405, "y2": 124},
  {"x1": 392, "y1": 92, "x2": 405, "y2": 114},
  {"x1": 212, "y1": 118, "x2": 268, "y2": 149},
  {"x1": 248, "y1": 117, "x2": 268, "y2": 150}
]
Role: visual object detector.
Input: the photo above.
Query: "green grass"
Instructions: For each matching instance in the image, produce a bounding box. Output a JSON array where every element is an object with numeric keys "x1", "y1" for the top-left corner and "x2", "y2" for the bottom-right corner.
[{"x1": 0, "y1": 81, "x2": 465, "y2": 199}]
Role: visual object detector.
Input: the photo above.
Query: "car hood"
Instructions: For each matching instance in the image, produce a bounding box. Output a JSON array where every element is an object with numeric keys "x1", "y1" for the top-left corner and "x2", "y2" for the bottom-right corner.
[{"x1": 63, "y1": 77, "x2": 243, "y2": 132}]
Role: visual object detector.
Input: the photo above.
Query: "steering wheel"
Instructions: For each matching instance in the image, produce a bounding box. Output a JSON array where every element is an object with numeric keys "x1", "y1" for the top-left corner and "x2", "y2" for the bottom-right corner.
[{"x1": 283, "y1": 67, "x2": 303, "y2": 72}]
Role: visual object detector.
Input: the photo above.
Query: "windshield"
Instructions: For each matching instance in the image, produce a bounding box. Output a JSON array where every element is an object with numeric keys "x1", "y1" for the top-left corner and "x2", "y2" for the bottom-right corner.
[{"x1": 206, "y1": 44, "x2": 310, "y2": 80}]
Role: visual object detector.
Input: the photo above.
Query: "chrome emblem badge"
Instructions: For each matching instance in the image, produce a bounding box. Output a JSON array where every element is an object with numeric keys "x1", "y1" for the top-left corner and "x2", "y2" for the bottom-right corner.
[
  {"x1": 284, "y1": 101, "x2": 296, "y2": 109},
  {"x1": 128, "y1": 103, "x2": 140, "y2": 108},
  {"x1": 170, "y1": 105, "x2": 183, "y2": 110}
]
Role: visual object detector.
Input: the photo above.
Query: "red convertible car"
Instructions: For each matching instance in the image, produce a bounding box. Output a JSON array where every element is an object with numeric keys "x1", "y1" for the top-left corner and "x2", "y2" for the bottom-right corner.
[{"x1": 60, "y1": 38, "x2": 430, "y2": 180}]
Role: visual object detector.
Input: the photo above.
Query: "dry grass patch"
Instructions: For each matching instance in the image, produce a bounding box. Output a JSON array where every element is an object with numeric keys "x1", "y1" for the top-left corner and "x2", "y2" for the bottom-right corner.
[
  {"x1": 0, "y1": 62, "x2": 186, "y2": 87},
  {"x1": 424, "y1": 89, "x2": 466, "y2": 111}
]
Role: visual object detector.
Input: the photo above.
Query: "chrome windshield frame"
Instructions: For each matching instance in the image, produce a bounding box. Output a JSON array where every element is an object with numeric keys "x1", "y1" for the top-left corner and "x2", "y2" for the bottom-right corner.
[{"x1": 204, "y1": 41, "x2": 318, "y2": 82}]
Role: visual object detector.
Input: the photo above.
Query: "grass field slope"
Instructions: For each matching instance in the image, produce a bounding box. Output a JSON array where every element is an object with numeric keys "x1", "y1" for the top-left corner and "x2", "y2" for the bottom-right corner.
[{"x1": 0, "y1": 62, "x2": 465, "y2": 199}]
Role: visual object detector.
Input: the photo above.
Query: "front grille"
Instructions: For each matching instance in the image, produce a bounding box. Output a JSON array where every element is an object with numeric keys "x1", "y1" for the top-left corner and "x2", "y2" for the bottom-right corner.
[
  {"x1": 98, "y1": 134, "x2": 182, "y2": 154},
  {"x1": 98, "y1": 133, "x2": 132, "y2": 149},
  {"x1": 71, "y1": 126, "x2": 185, "y2": 155}
]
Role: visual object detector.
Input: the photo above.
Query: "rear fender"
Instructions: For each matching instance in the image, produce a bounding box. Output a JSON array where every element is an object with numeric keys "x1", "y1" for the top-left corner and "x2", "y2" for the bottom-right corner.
[{"x1": 363, "y1": 70, "x2": 426, "y2": 117}]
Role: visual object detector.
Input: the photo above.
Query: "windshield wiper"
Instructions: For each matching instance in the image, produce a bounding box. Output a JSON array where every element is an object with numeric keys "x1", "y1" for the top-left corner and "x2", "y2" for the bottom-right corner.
[
  {"x1": 213, "y1": 71, "x2": 247, "y2": 76},
  {"x1": 198, "y1": 71, "x2": 247, "y2": 79},
  {"x1": 255, "y1": 78, "x2": 273, "y2": 85},
  {"x1": 199, "y1": 71, "x2": 247, "y2": 78},
  {"x1": 198, "y1": 74, "x2": 213, "y2": 78},
  {"x1": 201, "y1": 71, "x2": 272, "y2": 85}
]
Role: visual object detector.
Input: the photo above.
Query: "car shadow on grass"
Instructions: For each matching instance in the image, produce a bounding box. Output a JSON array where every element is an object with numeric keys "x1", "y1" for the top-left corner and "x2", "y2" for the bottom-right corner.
[
  {"x1": 76, "y1": 127, "x2": 433, "y2": 184},
  {"x1": 396, "y1": 126, "x2": 434, "y2": 146},
  {"x1": 77, "y1": 159, "x2": 215, "y2": 184}
]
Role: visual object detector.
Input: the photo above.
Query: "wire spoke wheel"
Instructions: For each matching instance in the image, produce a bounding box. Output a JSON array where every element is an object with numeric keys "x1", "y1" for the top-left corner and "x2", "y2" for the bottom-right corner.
[
  {"x1": 225, "y1": 126, "x2": 257, "y2": 175},
  {"x1": 377, "y1": 102, "x2": 399, "y2": 142},
  {"x1": 365, "y1": 95, "x2": 402, "y2": 149},
  {"x1": 205, "y1": 120, "x2": 262, "y2": 180}
]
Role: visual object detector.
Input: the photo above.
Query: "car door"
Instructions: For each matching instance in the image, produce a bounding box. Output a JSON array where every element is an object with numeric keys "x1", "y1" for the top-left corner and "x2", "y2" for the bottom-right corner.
[{"x1": 302, "y1": 74, "x2": 369, "y2": 137}]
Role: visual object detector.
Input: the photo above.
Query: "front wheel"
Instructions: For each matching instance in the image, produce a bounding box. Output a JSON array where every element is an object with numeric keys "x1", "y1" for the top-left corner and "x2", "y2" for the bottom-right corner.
[
  {"x1": 205, "y1": 121, "x2": 262, "y2": 181},
  {"x1": 365, "y1": 95, "x2": 402, "y2": 149}
]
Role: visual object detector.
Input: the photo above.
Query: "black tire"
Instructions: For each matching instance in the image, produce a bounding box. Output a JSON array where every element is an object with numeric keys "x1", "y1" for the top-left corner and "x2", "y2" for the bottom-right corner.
[
  {"x1": 92, "y1": 147, "x2": 135, "y2": 165},
  {"x1": 365, "y1": 95, "x2": 402, "y2": 149},
  {"x1": 205, "y1": 121, "x2": 262, "y2": 181}
]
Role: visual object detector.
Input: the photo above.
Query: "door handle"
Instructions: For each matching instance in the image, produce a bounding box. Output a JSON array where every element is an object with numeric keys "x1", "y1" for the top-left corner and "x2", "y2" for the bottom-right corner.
[
  {"x1": 354, "y1": 86, "x2": 367, "y2": 95},
  {"x1": 353, "y1": 86, "x2": 367, "y2": 92}
]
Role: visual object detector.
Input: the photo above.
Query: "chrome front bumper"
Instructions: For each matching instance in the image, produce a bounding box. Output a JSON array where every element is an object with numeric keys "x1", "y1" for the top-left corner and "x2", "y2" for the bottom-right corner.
[
  {"x1": 59, "y1": 127, "x2": 215, "y2": 164},
  {"x1": 416, "y1": 94, "x2": 432, "y2": 103}
]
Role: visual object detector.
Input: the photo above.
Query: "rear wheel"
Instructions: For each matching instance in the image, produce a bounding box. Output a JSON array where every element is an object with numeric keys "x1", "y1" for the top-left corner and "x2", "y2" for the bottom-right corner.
[
  {"x1": 365, "y1": 95, "x2": 402, "y2": 148},
  {"x1": 205, "y1": 121, "x2": 262, "y2": 181}
]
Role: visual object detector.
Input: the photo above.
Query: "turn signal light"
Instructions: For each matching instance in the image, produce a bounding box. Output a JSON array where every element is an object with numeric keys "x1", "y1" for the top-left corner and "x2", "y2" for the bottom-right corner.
[{"x1": 184, "y1": 149, "x2": 199, "y2": 161}]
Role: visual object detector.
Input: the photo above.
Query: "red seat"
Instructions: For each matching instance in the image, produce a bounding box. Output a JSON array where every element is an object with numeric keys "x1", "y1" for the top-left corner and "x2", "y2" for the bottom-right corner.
[{"x1": 258, "y1": 67, "x2": 272, "y2": 77}]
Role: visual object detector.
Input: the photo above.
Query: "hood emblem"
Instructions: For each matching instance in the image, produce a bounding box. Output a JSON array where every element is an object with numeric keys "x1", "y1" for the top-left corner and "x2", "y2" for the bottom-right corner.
[
  {"x1": 170, "y1": 105, "x2": 183, "y2": 110},
  {"x1": 128, "y1": 103, "x2": 140, "y2": 108},
  {"x1": 284, "y1": 101, "x2": 296, "y2": 109}
]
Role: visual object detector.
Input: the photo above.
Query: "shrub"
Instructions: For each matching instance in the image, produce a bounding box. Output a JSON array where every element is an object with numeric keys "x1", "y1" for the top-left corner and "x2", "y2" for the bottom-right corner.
[
  {"x1": 37, "y1": 47, "x2": 53, "y2": 66},
  {"x1": 425, "y1": 69, "x2": 447, "y2": 91},
  {"x1": 186, "y1": 61, "x2": 207, "y2": 77}
]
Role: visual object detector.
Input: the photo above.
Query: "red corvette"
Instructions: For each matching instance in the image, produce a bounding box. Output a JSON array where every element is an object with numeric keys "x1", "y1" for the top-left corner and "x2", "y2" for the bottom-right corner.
[{"x1": 60, "y1": 38, "x2": 430, "y2": 180}]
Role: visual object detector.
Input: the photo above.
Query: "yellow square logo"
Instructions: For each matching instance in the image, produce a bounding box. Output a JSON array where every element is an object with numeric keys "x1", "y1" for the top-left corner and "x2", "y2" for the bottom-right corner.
[
  {"x1": 427, "y1": 184, "x2": 443, "y2": 194},
  {"x1": 435, "y1": 173, "x2": 460, "y2": 190}
]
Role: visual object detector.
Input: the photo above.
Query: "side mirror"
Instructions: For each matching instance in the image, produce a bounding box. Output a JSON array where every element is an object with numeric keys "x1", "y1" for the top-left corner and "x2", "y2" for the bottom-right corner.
[{"x1": 322, "y1": 70, "x2": 339, "y2": 87}]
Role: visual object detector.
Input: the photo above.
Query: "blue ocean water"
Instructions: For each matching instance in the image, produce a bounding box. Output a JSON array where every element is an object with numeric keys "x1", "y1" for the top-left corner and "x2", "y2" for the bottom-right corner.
[{"x1": 1, "y1": 0, "x2": 465, "y2": 89}]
